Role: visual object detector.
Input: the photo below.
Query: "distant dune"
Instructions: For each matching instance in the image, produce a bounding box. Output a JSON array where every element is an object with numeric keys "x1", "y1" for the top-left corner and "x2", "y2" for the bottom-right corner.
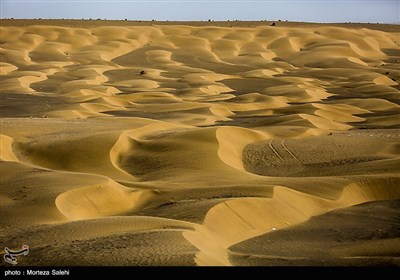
[{"x1": 1, "y1": 20, "x2": 399, "y2": 266}]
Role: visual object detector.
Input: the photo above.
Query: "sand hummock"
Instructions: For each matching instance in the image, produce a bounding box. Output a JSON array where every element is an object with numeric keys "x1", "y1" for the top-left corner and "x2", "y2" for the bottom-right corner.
[{"x1": 1, "y1": 19, "x2": 400, "y2": 266}]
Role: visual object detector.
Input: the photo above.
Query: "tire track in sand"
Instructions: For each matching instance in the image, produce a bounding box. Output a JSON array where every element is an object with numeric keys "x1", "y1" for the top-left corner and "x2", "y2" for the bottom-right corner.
[
  {"x1": 281, "y1": 139, "x2": 302, "y2": 164},
  {"x1": 268, "y1": 140, "x2": 284, "y2": 161}
]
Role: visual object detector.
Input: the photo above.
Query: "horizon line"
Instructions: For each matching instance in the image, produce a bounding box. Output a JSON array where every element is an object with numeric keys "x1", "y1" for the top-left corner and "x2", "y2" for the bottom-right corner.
[{"x1": 1, "y1": 18, "x2": 399, "y2": 24}]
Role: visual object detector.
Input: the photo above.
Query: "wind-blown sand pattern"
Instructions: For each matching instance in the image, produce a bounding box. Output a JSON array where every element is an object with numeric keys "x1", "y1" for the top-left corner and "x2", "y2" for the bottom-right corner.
[{"x1": 1, "y1": 20, "x2": 400, "y2": 266}]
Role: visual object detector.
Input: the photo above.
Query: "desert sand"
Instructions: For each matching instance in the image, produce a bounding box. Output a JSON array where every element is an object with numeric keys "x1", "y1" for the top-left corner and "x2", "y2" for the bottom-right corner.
[{"x1": 0, "y1": 19, "x2": 399, "y2": 266}]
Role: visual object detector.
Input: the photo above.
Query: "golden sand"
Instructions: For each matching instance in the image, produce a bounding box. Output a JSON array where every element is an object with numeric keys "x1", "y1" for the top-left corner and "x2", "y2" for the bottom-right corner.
[{"x1": 1, "y1": 20, "x2": 399, "y2": 266}]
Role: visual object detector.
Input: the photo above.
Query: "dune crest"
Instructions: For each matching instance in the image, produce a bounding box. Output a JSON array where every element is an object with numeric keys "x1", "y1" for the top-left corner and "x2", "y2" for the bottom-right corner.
[
  {"x1": 185, "y1": 178, "x2": 400, "y2": 265},
  {"x1": 55, "y1": 181, "x2": 170, "y2": 220},
  {"x1": 0, "y1": 134, "x2": 19, "y2": 162}
]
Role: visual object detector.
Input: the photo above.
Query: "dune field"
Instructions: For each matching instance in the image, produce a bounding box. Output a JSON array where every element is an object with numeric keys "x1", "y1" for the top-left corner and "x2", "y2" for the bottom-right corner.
[{"x1": 1, "y1": 20, "x2": 400, "y2": 266}]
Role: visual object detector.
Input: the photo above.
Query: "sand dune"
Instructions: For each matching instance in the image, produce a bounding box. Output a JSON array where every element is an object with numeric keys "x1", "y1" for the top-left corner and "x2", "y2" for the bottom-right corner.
[{"x1": 1, "y1": 20, "x2": 399, "y2": 266}]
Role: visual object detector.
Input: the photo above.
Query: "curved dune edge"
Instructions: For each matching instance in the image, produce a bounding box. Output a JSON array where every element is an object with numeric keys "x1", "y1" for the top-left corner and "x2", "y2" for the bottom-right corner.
[
  {"x1": 109, "y1": 131, "x2": 141, "y2": 178},
  {"x1": 373, "y1": 75, "x2": 398, "y2": 86},
  {"x1": 215, "y1": 126, "x2": 324, "y2": 172},
  {"x1": 55, "y1": 180, "x2": 166, "y2": 220},
  {"x1": 0, "y1": 62, "x2": 18, "y2": 75},
  {"x1": 109, "y1": 122, "x2": 193, "y2": 175},
  {"x1": 12, "y1": 131, "x2": 137, "y2": 180},
  {"x1": 216, "y1": 127, "x2": 270, "y2": 171},
  {"x1": 183, "y1": 177, "x2": 400, "y2": 266},
  {"x1": 0, "y1": 134, "x2": 19, "y2": 162}
]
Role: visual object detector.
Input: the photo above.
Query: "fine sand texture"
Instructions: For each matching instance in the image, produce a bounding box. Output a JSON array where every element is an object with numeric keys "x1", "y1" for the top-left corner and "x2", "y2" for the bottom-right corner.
[{"x1": 1, "y1": 20, "x2": 400, "y2": 266}]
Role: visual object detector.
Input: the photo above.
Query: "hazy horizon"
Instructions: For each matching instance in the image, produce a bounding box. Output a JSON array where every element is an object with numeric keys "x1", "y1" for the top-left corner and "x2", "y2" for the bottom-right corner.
[
  {"x1": 1, "y1": 0, "x2": 399, "y2": 24},
  {"x1": 1, "y1": 19, "x2": 399, "y2": 25}
]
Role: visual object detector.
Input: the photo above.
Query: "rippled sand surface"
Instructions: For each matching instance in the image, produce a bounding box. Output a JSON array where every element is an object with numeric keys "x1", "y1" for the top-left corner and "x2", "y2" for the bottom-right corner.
[{"x1": 1, "y1": 20, "x2": 400, "y2": 266}]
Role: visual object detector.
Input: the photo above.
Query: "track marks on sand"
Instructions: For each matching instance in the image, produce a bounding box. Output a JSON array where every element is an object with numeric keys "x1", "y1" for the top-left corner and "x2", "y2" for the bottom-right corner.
[{"x1": 267, "y1": 139, "x2": 302, "y2": 163}]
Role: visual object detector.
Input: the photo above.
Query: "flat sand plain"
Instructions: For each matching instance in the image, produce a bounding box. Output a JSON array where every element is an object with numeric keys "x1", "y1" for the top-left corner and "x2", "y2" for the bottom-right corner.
[{"x1": 1, "y1": 20, "x2": 400, "y2": 266}]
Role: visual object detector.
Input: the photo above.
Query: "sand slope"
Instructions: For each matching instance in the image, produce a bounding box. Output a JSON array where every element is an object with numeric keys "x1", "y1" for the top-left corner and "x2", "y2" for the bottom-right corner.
[{"x1": 1, "y1": 21, "x2": 400, "y2": 266}]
